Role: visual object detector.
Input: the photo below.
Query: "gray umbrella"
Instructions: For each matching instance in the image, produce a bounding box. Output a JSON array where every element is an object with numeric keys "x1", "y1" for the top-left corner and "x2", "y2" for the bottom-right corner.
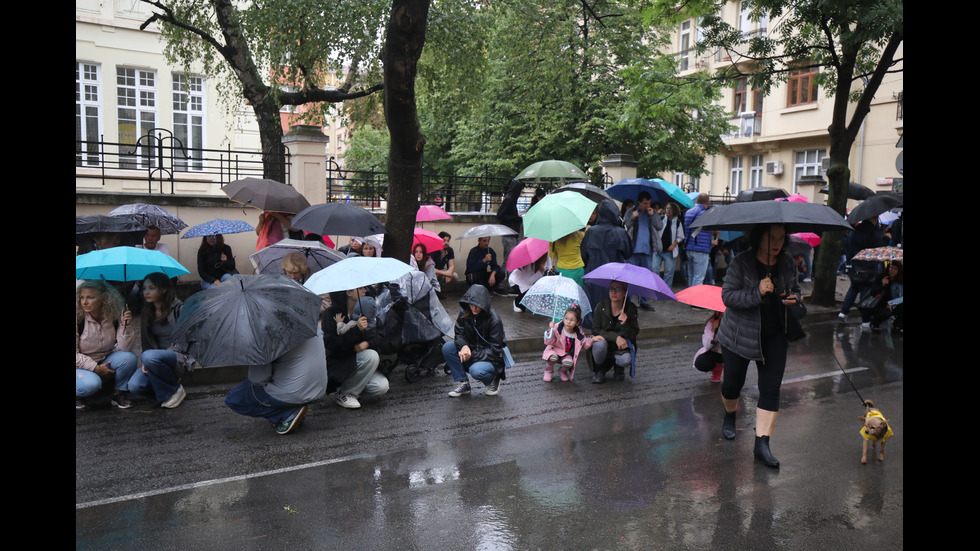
[
  {"x1": 820, "y1": 181, "x2": 877, "y2": 200},
  {"x1": 690, "y1": 200, "x2": 852, "y2": 235},
  {"x1": 221, "y1": 177, "x2": 312, "y2": 214},
  {"x1": 109, "y1": 203, "x2": 187, "y2": 235},
  {"x1": 249, "y1": 238, "x2": 346, "y2": 275},
  {"x1": 457, "y1": 223, "x2": 518, "y2": 240},
  {"x1": 170, "y1": 274, "x2": 321, "y2": 367},
  {"x1": 846, "y1": 194, "x2": 903, "y2": 225},
  {"x1": 76, "y1": 215, "x2": 147, "y2": 252},
  {"x1": 554, "y1": 182, "x2": 612, "y2": 204}
]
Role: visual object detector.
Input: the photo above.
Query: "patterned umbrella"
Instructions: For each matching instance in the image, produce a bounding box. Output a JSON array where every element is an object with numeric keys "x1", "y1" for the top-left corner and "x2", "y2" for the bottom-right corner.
[
  {"x1": 519, "y1": 275, "x2": 592, "y2": 322},
  {"x1": 181, "y1": 219, "x2": 255, "y2": 239},
  {"x1": 852, "y1": 246, "x2": 903, "y2": 262},
  {"x1": 249, "y1": 238, "x2": 346, "y2": 275},
  {"x1": 109, "y1": 204, "x2": 187, "y2": 235}
]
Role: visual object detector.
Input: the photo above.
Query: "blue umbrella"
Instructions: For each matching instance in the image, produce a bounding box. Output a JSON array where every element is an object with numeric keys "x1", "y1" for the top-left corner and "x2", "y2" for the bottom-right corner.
[
  {"x1": 650, "y1": 178, "x2": 695, "y2": 208},
  {"x1": 76, "y1": 246, "x2": 190, "y2": 281},
  {"x1": 181, "y1": 219, "x2": 255, "y2": 239},
  {"x1": 583, "y1": 262, "x2": 677, "y2": 302},
  {"x1": 605, "y1": 178, "x2": 671, "y2": 206},
  {"x1": 519, "y1": 275, "x2": 592, "y2": 327},
  {"x1": 303, "y1": 256, "x2": 414, "y2": 295}
]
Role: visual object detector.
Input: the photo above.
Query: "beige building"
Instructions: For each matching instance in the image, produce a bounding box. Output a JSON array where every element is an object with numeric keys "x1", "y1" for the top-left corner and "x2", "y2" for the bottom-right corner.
[{"x1": 662, "y1": 1, "x2": 903, "y2": 206}]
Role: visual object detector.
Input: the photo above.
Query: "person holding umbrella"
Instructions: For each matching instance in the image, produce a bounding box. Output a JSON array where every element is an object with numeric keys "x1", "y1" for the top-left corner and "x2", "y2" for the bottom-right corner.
[
  {"x1": 587, "y1": 279, "x2": 639, "y2": 383},
  {"x1": 76, "y1": 280, "x2": 138, "y2": 409},
  {"x1": 465, "y1": 236, "x2": 507, "y2": 293},
  {"x1": 716, "y1": 223, "x2": 805, "y2": 468}
]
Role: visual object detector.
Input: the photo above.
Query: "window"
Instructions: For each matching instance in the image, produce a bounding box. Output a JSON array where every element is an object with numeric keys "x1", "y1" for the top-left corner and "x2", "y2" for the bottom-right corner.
[
  {"x1": 734, "y1": 78, "x2": 747, "y2": 113},
  {"x1": 794, "y1": 149, "x2": 826, "y2": 191},
  {"x1": 76, "y1": 62, "x2": 101, "y2": 167},
  {"x1": 738, "y1": 1, "x2": 752, "y2": 37},
  {"x1": 729, "y1": 156, "x2": 743, "y2": 194},
  {"x1": 787, "y1": 63, "x2": 818, "y2": 107},
  {"x1": 678, "y1": 21, "x2": 691, "y2": 71},
  {"x1": 172, "y1": 74, "x2": 205, "y2": 172},
  {"x1": 117, "y1": 67, "x2": 157, "y2": 169},
  {"x1": 749, "y1": 155, "x2": 764, "y2": 188}
]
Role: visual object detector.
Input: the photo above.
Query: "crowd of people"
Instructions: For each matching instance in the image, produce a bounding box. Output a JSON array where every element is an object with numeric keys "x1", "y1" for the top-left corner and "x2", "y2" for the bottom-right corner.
[{"x1": 77, "y1": 188, "x2": 902, "y2": 468}]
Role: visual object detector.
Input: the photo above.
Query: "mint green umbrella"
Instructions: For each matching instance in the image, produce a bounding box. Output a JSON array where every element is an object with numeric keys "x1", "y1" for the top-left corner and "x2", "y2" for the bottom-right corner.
[
  {"x1": 522, "y1": 191, "x2": 597, "y2": 242},
  {"x1": 516, "y1": 160, "x2": 587, "y2": 184}
]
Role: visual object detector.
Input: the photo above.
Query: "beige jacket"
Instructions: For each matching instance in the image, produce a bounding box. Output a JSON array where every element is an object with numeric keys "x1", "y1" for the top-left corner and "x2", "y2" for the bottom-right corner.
[{"x1": 75, "y1": 314, "x2": 135, "y2": 371}]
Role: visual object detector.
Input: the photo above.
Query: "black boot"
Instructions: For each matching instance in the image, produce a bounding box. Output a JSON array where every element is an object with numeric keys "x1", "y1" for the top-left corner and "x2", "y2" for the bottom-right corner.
[
  {"x1": 722, "y1": 411, "x2": 736, "y2": 440},
  {"x1": 613, "y1": 365, "x2": 625, "y2": 381},
  {"x1": 754, "y1": 435, "x2": 780, "y2": 468},
  {"x1": 591, "y1": 370, "x2": 606, "y2": 384}
]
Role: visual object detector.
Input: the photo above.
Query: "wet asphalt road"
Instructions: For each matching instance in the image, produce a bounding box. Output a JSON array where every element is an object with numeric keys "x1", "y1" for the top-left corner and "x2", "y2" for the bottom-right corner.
[{"x1": 76, "y1": 318, "x2": 902, "y2": 550}]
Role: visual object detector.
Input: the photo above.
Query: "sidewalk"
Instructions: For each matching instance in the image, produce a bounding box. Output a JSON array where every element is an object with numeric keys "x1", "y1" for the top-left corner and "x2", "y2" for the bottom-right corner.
[{"x1": 178, "y1": 275, "x2": 852, "y2": 387}]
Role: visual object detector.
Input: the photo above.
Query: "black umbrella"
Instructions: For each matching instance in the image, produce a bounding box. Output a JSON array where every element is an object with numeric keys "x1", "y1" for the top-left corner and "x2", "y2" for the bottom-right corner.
[
  {"x1": 846, "y1": 195, "x2": 903, "y2": 225},
  {"x1": 690, "y1": 201, "x2": 852, "y2": 235},
  {"x1": 290, "y1": 203, "x2": 387, "y2": 237},
  {"x1": 108, "y1": 204, "x2": 188, "y2": 235},
  {"x1": 554, "y1": 182, "x2": 612, "y2": 204},
  {"x1": 735, "y1": 187, "x2": 790, "y2": 202},
  {"x1": 249, "y1": 238, "x2": 346, "y2": 275},
  {"x1": 76, "y1": 215, "x2": 147, "y2": 252},
  {"x1": 820, "y1": 181, "x2": 877, "y2": 200},
  {"x1": 170, "y1": 274, "x2": 321, "y2": 367},
  {"x1": 222, "y1": 177, "x2": 311, "y2": 214}
]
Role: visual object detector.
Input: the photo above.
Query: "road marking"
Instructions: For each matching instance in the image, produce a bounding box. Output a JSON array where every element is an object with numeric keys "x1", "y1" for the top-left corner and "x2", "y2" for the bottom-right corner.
[{"x1": 784, "y1": 367, "x2": 867, "y2": 384}]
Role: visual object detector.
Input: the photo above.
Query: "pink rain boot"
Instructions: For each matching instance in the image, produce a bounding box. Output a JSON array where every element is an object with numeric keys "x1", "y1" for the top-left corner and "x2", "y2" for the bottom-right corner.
[
  {"x1": 543, "y1": 362, "x2": 554, "y2": 382},
  {"x1": 557, "y1": 364, "x2": 571, "y2": 382}
]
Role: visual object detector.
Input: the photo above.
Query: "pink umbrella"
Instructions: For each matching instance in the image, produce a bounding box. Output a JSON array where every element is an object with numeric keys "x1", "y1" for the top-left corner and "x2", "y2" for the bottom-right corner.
[
  {"x1": 785, "y1": 194, "x2": 809, "y2": 203},
  {"x1": 675, "y1": 285, "x2": 725, "y2": 312},
  {"x1": 793, "y1": 232, "x2": 821, "y2": 247},
  {"x1": 416, "y1": 205, "x2": 451, "y2": 222},
  {"x1": 413, "y1": 227, "x2": 444, "y2": 254},
  {"x1": 506, "y1": 237, "x2": 550, "y2": 271}
]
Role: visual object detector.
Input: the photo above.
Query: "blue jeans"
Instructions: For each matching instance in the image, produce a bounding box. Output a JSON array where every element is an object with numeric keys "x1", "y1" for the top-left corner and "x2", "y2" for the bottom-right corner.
[
  {"x1": 628, "y1": 253, "x2": 653, "y2": 306},
  {"x1": 129, "y1": 349, "x2": 181, "y2": 402},
  {"x1": 225, "y1": 380, "x2": 304, "y2": 425},
  {"x1": 200, "y1": 273, "x2": 233, "y2": 289},
  {"x1": 442, "y1": 341, "x2": 496, "y2": 385},
  {"x1": 686, "y1": 250, "x2": 710, "y2": 287},
  {"x1": 655, "y1": 251, "x2": 677, "y2": 288},
  {"x1": 76, "y1": 350, "x2": 139, "y2": 397}
]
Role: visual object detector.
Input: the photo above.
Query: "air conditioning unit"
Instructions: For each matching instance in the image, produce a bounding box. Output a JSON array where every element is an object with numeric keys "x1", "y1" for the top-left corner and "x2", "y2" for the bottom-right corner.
[{"x1": 765, "y1": 161, "x2": 783, "y2": 175}]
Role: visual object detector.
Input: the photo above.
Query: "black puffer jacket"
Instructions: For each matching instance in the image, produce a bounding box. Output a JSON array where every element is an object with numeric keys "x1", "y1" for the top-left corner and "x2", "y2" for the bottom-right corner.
[{"x1": 454, "y1": 285, "x2": 507, "y2": 378}]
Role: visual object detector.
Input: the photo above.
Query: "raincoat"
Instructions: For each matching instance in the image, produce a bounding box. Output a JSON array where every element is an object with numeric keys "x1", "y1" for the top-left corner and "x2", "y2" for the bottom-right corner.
[
  {"x1": 542, "y1": 322, "x2": 592, "y2": 380},
  {"x1": 454, "y1": 285, "x2": 507, "y2": 378}
]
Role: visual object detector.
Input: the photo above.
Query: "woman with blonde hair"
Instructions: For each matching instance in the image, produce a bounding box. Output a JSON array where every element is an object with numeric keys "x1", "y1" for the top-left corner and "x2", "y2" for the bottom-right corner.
[
  {"x1": 281, "y1": 251, "x2": 311, "y2": 284},
  {"x1": 76, "y1": 279, "x2": 138, "y2": 409}
]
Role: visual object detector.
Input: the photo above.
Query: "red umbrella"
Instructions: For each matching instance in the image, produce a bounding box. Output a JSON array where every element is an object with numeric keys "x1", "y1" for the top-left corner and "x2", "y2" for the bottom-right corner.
[
  {"x1": 674, "y1": 285, "x2": 725, "y2": 312},
  {"x1": 506, "y1": 237, "x2": 550, "y2": 271},
  {"x1": 413, "y1": 228, "x2": 444, "y2": 254},
  {"x1": 416, "y1": 205, "x2": 451, "y2": 222}
]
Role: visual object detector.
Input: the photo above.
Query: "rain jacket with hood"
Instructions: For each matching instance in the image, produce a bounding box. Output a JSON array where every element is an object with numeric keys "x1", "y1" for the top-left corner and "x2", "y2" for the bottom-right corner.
[
  {"x1": 579, "y1": 199, "x2": 632, "y2": 270},
  {"x1": 496, "y1": 179, "x2": 524, "y2": 233},
  {"x1": 453, "y1": 285, "x2": 507, "y2": 378}
]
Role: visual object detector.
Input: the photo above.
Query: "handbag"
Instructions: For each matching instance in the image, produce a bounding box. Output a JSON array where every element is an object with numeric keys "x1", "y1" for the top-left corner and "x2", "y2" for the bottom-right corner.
[
  {"x1": 501, "y1": 346, "x2": 516, "y2": 369},
  {"x1": 857, "y1": 293, "x2": 882, "y2": 311}
]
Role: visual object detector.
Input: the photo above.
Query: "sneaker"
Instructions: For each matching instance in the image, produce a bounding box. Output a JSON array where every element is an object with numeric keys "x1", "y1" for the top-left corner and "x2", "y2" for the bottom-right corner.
[
  {"x1": 161, "y1": 385, "x2": 187, "y2": 408},
  {"x1": 111, "y1": 393, "x2": 133, "y2": 409},
  {"x1": 485, "y1": 376, "x2": 502, "y2": 396},
  {"x1": 448, "y1": 381, "x2": 471, "y2": 397},
  {"x1": 337, "y1": 394, "x2": 362, "y2": 409},
  {"x1": 838, "y1": 312, "x2": 847, "y2": 320},
  {"x1": 710, "y1": 365, "x2": 723, "y2": 383},
  {"x1": 76, "y1": 397, "x2": 87, "y2": 410},
  {"x1": 513, "y1": 304, "x2": 523, "y2": 313},
  {"x1": 275, "y1": 405, "x2": 308, "y2": 435}
]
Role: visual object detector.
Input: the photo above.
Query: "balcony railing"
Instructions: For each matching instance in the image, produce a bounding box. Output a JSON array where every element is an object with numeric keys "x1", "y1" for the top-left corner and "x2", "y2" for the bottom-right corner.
[{"x1": 723, "y1": 111, "x2": 761, "y2": 140}]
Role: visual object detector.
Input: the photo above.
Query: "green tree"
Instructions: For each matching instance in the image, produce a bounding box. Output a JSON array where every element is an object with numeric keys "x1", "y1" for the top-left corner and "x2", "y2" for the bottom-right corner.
[{"x1": 656, "y1": 0, "x2": 903, "y2": 306}]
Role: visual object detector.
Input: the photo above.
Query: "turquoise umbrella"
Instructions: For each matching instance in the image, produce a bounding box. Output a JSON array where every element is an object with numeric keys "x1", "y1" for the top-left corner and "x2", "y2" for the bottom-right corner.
[
  {"x1": 522, "y1": 191, "x2": 597, "y2": 241},
  {"x1": 650, "y1": 178, "x2": 695, "y2": 208},
  {"x1": 76, "y1": 246, "x2": 190, "y2": 281}
]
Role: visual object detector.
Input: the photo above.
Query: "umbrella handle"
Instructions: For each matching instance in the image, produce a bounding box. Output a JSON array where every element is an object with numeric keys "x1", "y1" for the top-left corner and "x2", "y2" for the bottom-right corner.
[{"x1": 544, "y1": 328, "x2": 553, "y2": 340}]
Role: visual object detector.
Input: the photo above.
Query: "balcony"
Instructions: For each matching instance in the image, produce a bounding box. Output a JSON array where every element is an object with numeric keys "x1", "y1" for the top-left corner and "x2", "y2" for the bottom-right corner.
[{"x1": 723, "y1": 111, "x2": 761, "y2": 140}]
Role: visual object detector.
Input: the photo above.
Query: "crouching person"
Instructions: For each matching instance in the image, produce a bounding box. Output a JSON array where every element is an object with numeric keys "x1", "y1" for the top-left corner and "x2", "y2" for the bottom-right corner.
[
  {"x1": 442, "y1": 284, "x2": 507, "y2": 397},
  {"x1": 225, "y1": 327, "x2": 328, "y2": 435}
]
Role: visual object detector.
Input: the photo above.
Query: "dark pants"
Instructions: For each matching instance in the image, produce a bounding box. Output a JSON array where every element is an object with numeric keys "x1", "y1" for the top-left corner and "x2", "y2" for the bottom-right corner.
[
  {"x1": 694, "y1": 350, "x2": 723, "y2": 372},
  {"x1": 721, "y1": 337, "x2": 788, "y2": 412}
]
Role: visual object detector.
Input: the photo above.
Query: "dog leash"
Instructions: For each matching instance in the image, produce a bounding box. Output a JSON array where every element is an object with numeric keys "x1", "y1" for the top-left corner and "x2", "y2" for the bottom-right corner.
[{"x1": 832, "y1": 354, "x2": 868, "y2": 405}]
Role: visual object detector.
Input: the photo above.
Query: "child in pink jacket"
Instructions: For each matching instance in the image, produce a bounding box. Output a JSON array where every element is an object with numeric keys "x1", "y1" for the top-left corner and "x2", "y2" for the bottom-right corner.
[{"x1": 541, "y1": 305, "x2": 592, "y2": 382}]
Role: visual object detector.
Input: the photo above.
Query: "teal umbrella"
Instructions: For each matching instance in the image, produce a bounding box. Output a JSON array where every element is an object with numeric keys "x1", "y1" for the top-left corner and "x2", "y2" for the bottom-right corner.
[
  {"x1": 650, "y1": 178, "x2": 695, "y2": 208},
  {"x1": 516, "y1": 160, "x2": 587, "y2": 184},
  {"x1": 76, "y1": 246, "x2": 190, "y2": 281},
  {"x1": 522, "y1": 191, "x2": 597, "y2": 241}
]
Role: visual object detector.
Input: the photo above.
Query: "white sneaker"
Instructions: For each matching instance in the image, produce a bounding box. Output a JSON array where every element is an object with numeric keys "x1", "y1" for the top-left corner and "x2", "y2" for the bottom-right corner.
[
  {"x1": 513, "y1": 304, "x2": 522, "y2": 313},
  {"x1": 337, "y1": 395, "x2": 361, "y2": 409},
  {"x1": 161, "y1": 385, "x2": 186, "y2": 409},
  {"x1": 838, "y1": 312, "x2": 847, "y2": 320}
]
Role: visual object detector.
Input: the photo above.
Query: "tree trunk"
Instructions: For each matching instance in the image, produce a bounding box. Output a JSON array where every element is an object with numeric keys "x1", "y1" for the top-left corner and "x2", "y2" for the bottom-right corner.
[{"x1": 382, "y1": 0, "x2": 430, "y2": 262}]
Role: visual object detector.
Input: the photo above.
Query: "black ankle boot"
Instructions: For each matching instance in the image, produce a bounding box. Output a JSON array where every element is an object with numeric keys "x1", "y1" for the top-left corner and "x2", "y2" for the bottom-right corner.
[
  {"x1": 613, "y1": 366, "x2": 625, "y2": 381},
  {"x1": 754, "y1": 435, "x2": 780, "y2": 468},
  {"x1": 722, "y1": 411, "x2": 736, "y2": 440},
  {"x1": 591, "y1": 370, "x2": 605, "y2": 384}
]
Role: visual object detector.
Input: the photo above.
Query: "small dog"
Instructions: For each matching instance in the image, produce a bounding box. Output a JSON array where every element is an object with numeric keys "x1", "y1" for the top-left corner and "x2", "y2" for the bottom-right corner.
[{"x1": 858, "y1": 399, "x2": 893, "y2": 464}]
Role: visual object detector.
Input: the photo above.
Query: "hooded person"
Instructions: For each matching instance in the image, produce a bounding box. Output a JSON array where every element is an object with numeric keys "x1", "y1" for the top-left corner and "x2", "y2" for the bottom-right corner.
[
  {"x1": 579, "y1": 199, "x2": 633, "y2": 326},
  {"x1": 496, "y1": 178, "x2": 524, "y2": 268},
  {"x1": 441, "y1": 284, "x2": 507, "y2": 397}
]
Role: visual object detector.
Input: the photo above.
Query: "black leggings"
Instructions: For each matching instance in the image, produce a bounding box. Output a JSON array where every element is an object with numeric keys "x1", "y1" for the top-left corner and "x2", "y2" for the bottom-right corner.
[
  {"x1": 694, "y1": 350, "x2": 723, "y2": 372},
  {"x1": 721, "y1": 337, "x2": 787, "y2": 412}
]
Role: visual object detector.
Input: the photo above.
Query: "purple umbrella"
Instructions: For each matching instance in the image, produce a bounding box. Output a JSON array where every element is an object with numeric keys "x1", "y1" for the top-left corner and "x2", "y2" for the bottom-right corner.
[{"x1": 583, "y1": 262, "x2": 677, "y2": 302}]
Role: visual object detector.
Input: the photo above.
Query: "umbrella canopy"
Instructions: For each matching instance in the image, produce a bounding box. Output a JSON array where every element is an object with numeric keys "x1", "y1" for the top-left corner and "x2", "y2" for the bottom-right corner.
[
  {"x1": 783, "y1": 194, "x2": 810, "y2": 203},
  {"x1": 674, "y1": 285, "x2": 725, "y2": 312},
  {"x1": 304, "y1": 256, "x2": 414, "y2": 295},
  {"x1": 736, "y1": 187, "x2": 789, "y2": 202},
  {"x1": 651, "y1": 178, "x2": 695, "y2": 208},
  {"x1": 221, "y1": 177, "x2": 311, "y2": 214},
  {"x1": 170, "y1": 274, "x2": 321, "y2": 367},
  {"x1": 519, "y1": 274, "x2": 592, "y2": 321},
  {"x1": 76, "y1": 215, "x2": 147, "y2": 249},
  {"x1": 457, "y1": 224, "x2": 518, "y2": 240},
  {"x1": 605, "y1": 178, "x2": 671, "y2": 206},
  {"x1": 506, "y1": 237, "x2": 551, "y2": 271},
  {"x1": 846, "y1": 194, "x2": 903, "y2": 225},
  {"x1": 820, "y1": 181, "x2": 876, "y2": 200},
  {"x1": 76, "y1": 246, "x2": 190, "y2": 281},
  {"x1": 416, "y1": 204, "x2": 452, "y2": 222},
  {"x1": 522, "y1": 191, "x2": 597, "y2": 242},
  {"x1": 413, "y1": 228, "x2": 444, "y2": 254},
  {"x1": 182, "y1": 219, "x2": 255, "y2": 239},
  {"x1": 249, "y1": 238, "x2": 346, "y2": 275},
  {"x1": 852, "y1": 246, "x2": 903, "y2": 262},
  {"x1": 554, "y1": 182, "x2": 612, "y2": 204},
  {"x1": 583, "y1": 262, "x2": 677, "y2": 302},
  {"x1": 290, "y1": 203, "x2": 386, "y2": 237},
  {"x1": 516, "y1": 160, "x2": 587, "y2": 184},
  {"x1": 108, "y1": 204, "x2": 187, "y2": 235},
  {"x1": 787, "y1": 235, "x2": 813, "y2": 257},
  {"x1": 793, "y1": 232, "x2": 821, "y2": 247},
  {"x1": 690, "y1": 201, "x2": 852, "y2": 234}
]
